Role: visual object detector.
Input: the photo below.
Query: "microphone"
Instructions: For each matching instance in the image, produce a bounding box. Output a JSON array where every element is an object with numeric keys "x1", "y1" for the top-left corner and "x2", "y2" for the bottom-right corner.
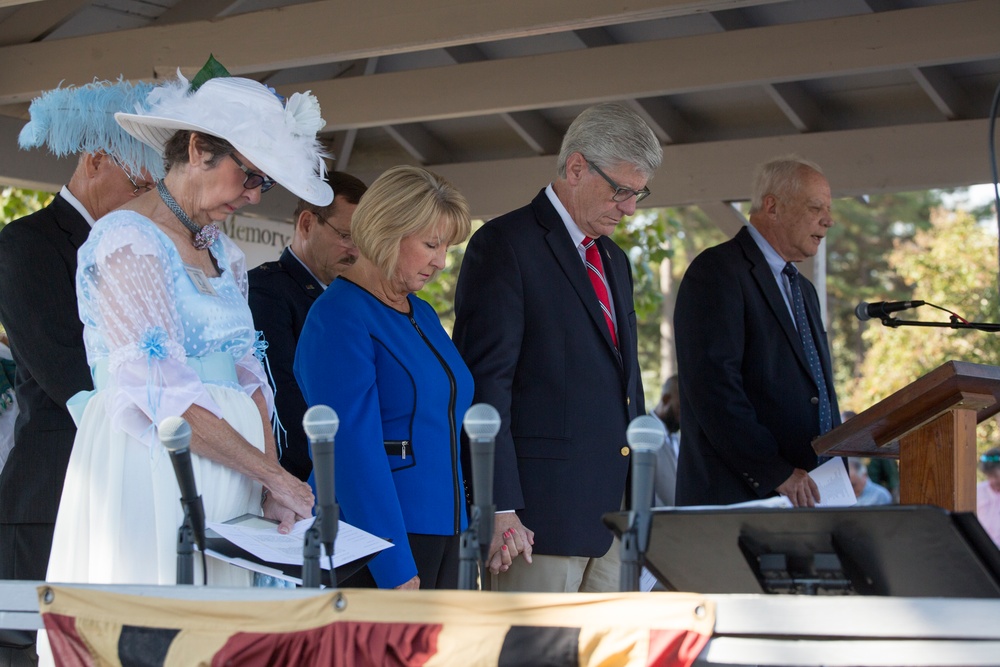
[
  {"x1": 463, "y1": 403, "x2": 501, "y2": 566},
  {"x1": 855, "y1": 300, "x2": 925, "y2": 321},
  {"x1": 159, "y1": 416, "x2": 206, "y2": 553},
  {"x1": 626, "y1": 415, "x2": 665, "y2": 554},
  {"x1": 464, "y1": 403, "x2": 501, "y2": 511},
  {"x1": 303, "y1": 405, "x2": 339, "y2": 557}
]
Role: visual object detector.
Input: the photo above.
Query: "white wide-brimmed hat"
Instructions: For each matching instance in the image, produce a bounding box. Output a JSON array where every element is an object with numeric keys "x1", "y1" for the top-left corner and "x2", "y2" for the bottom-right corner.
[{"x1": 115, "y1": 72, "x2": 332, "y2": 206}]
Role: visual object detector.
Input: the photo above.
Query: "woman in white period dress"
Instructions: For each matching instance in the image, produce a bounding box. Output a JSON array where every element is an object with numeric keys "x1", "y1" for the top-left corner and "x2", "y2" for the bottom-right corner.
[{"x1": 45, "y1": 71, "x2": 331, "y2": 586}]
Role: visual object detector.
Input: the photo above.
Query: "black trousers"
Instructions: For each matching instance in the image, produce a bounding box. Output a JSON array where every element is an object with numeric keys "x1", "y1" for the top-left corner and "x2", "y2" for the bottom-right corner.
[
  {"x1": 340, "y1": 532, "x2": 460, "y2": 590},
  {"x1": 0, "y1": 523, "x2": 53, "y2": 664}
]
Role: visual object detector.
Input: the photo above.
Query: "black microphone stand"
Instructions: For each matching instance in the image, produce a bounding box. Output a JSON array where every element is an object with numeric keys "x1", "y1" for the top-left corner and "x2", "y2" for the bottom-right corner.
[
  {"x1": 302, "y1": 524, "x2": 322, "y2": 588},
  {"x1": 618, "y1": 510, "x2": 641, "y2": 592},
  {"x1": 459, "y1": 501, "x2": 494, "y2": 590},
  {"x1": 176, "y1": 515, "x2": 196, "y2": 585},
  {"x1": 877, "y1": 315, "x2": 1000, "y2": 332},
  {"x1": 321, "y1": 501, "x2": 339, "y2": 588},
  {"x1": 458, "y1": 506, "x2": 481, "y2": 590}
]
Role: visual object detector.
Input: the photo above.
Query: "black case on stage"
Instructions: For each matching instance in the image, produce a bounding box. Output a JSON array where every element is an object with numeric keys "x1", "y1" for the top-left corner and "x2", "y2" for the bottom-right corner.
[{"x1": 603, "y1": 505, "x2": 1000, "y2": 597}]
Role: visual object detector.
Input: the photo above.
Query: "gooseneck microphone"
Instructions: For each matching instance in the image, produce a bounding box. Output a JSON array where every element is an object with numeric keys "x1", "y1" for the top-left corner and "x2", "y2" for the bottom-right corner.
[
  {"x1": 159, "y1": 416, "x2": 206, "y2": 553},
  {"x1": 302, "y1": 405, "x2": 340, "y2": 559},
  {"x1": 855, "y1": 300, "x2": 925, "y2": 321}
]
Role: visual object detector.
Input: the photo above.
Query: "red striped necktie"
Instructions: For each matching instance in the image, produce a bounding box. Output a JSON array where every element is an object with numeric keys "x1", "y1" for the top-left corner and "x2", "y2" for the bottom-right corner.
[{"x1": 582, "y1": 237, "x2": 618, "y2": 347}]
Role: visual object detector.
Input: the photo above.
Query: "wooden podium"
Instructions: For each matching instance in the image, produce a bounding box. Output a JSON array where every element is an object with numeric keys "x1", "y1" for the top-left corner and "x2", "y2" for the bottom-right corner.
[{"x1": 812, "y1": 361, "x2": 1000, "y2": 512}]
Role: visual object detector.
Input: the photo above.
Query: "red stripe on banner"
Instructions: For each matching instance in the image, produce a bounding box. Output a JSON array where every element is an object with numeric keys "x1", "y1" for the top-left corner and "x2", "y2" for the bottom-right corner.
[
  {"x1": 212, "y1": 621, "x2": 442, "y2": 667},
  {"x1": 646, "y1": 629, "x2": 711, "y2": 667},
  {"x1": 42, "y1": 613, "x2": 98, "y2": 667}
]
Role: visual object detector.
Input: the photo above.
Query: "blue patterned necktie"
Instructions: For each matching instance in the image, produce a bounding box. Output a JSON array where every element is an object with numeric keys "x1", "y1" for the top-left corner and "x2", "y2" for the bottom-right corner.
[{"x1": 782, "y1": 263, "x2": 832, "y2": 435}]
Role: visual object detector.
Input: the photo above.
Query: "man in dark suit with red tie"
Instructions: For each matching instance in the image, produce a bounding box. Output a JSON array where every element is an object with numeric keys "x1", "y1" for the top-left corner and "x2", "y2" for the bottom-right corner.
[
  {"x1": 674, "y1": 155, "x2": 840, "y2": 508},
  {"x1": 454, "y1": 103, "x2": 662, "y2": 592},
  {"x1": 248, "y1": 171, "x2": 367, "y2": 481}
]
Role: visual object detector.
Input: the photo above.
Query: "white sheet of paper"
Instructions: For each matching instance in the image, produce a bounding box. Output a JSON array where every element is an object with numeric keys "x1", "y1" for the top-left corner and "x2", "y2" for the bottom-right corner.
[
  {"x1": 673, "y1": 458, "x2": 857, "y2": 510},
  {"x1": 809, "y1": 457, "x2": 857, "y2": 507},
  {"x1": 204, "y1": 551, "x2": 302, "y2": 584},
  {"x1": 677, "y1": 495, "x2": 793, "y2": 511},
  {"x1": 206, "y1": 516, "x2": 392, "y2": 569},
  {"x1": 640, "y1": 567, "x2": 659, "y2": 592}
]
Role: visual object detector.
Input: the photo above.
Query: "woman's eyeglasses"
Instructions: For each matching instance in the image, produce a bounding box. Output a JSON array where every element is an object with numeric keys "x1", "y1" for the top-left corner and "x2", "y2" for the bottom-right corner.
[{"x1": 230, "y1": 154, "x2": 276, "y2": 193}]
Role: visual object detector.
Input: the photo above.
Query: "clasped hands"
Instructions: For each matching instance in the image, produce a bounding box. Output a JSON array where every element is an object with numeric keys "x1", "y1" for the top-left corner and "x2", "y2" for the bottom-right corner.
[{"x1": 487, "y1": 512, "x2": 535, "y2": 574}]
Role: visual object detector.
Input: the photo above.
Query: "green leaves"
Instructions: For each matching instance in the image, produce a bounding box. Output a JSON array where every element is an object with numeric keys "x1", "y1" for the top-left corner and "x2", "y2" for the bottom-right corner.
[{"x1": 1, "y1": 186, "x2": 51, "y2": 228}]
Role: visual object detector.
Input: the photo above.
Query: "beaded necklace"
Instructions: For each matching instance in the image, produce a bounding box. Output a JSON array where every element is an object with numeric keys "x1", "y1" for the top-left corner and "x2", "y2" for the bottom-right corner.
[{"x1": 157, "y1": 180, "x2": 220, "y2": 250}]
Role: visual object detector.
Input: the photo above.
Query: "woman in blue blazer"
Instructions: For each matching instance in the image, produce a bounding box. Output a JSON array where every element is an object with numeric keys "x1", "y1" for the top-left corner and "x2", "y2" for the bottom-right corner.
[{"x1": 295, "y1": 166, "x2": 473, "y2": 589}]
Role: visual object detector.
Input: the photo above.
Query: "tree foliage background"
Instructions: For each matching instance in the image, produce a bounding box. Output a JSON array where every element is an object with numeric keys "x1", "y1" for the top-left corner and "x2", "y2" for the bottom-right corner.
[{"x1": 1, "y1": 186, "x2": 50, "y2": 228}]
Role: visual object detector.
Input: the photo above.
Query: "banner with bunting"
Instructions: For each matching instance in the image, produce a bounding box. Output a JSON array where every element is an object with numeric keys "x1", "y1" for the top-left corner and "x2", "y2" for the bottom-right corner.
[{"x1": 38, "y1": 585, "x2": 714, "y2": 666}]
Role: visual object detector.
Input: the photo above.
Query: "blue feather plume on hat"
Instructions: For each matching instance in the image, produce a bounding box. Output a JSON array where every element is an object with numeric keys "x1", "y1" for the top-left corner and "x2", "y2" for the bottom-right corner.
[{"x1": 18, "y1": 79, "x2": 165, "y2": 180}]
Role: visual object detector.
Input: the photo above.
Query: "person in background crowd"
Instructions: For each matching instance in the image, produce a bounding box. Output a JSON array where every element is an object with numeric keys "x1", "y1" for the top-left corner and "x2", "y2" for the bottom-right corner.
[
  {"x1": 977, "y1": 447, "x2": 1000, "y2": 548},
  {"x1": 0, "y1": 330, "x2": 18, "y2": 476},
  {"x1": 295, "y1": 165, "x2": 473, "y2": 590},
  {"x1": 842, "y1": 409, "x2": 899, "y2": 502},
  {"x1": 848, "y1": 457, "x2": 892, "y2": 506},
  {"x1": 249, "y1": 171, "x2": 367, "y2": 482},
  {"x1": 652, "y1": 375, "x2": 681, "y2": 507},
  {"x1": 454, "y1": 102, "x2": 662, "y2": 593},
  {"x1": 44, "y1": 67, "x2": 325, "y2": 589},
  {"x1": 675, "y1": 155, "x2": 840, "y2": 508}
]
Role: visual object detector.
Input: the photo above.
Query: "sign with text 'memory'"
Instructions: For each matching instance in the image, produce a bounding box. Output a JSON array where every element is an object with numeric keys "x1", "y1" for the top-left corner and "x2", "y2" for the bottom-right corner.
[{"x1": 220, "y1": 214, "x2": 293, "y2": 270}]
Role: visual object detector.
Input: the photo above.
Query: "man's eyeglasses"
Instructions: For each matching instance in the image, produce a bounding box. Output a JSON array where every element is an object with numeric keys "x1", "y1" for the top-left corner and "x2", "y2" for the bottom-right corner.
[
  {"x1": 230, "y1": 154, "x2": 276, "y2": 193},
  {"x1": 111, "y1": 155, "x2": 154, "y2": 196},
  {"x1": 584, "y1": 157, "x2": 650, "y2": 203},
  {"x1": 314, "y1": 211, "x2": 353, "y2": 244}
]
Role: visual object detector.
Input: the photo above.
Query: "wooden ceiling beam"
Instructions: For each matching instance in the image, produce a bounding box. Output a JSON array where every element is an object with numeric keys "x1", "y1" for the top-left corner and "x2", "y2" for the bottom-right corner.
[
  {"x1": 294, "y1": 0, "x2": 1000, "y2": 131},
  {"x1": 0, "y1": 0, "x2": 787, "y2": 103}
]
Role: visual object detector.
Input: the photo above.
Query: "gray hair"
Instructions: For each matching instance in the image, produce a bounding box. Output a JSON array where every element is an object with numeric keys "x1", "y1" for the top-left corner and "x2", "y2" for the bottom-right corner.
[
  {"x1": 749, "y1": 154, "x2": 824, "y2": 214},
  {"x1": 557, "y1": 103, "x2": 662, "y2": 179}
]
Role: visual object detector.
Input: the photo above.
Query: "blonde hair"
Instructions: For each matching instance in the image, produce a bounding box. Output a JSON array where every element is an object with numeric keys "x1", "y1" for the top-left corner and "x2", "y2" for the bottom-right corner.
[{"x1": 352, "y1": 165, "x2": 471, "y2": 278}]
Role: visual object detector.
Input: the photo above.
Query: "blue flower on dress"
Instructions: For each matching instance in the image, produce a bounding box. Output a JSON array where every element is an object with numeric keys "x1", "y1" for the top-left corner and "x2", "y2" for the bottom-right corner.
[
  {"x1": 253, "y1": 330, "x2": 269, "y2": 363},
  {"x1": 139, "y1": 327, "x2": 171, "y2": 360}
]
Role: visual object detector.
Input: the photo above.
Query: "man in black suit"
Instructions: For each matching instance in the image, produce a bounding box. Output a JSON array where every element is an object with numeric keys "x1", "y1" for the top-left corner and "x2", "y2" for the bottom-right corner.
[
  {"x1": 248, "y1": 171, "x2": 367, "y2": 481},
  {"x1": 0, "y1": 150, "x2": 153, "y2": 661},
  {"x1": 674, "y1": 155, "x2": 840, "y2": 508},
  {"x1": 454, "y1": 103, "x2": 662, "y2": 592}
]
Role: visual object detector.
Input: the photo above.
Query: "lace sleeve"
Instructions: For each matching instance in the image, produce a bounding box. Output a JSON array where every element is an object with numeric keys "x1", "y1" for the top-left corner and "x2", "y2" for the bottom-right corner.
[
  {"x1": 234, "y1": 331, "x2": 275, "y2": 419},
  {"x1": 221, "y1": 234, "x2": 249, "y2": 299},
  {"x1": 78, "y1": 213, "x2": 224, "y2": 442},
  {"x1": 220, "y1": 236, "x2": 274, "y2": 414}
]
